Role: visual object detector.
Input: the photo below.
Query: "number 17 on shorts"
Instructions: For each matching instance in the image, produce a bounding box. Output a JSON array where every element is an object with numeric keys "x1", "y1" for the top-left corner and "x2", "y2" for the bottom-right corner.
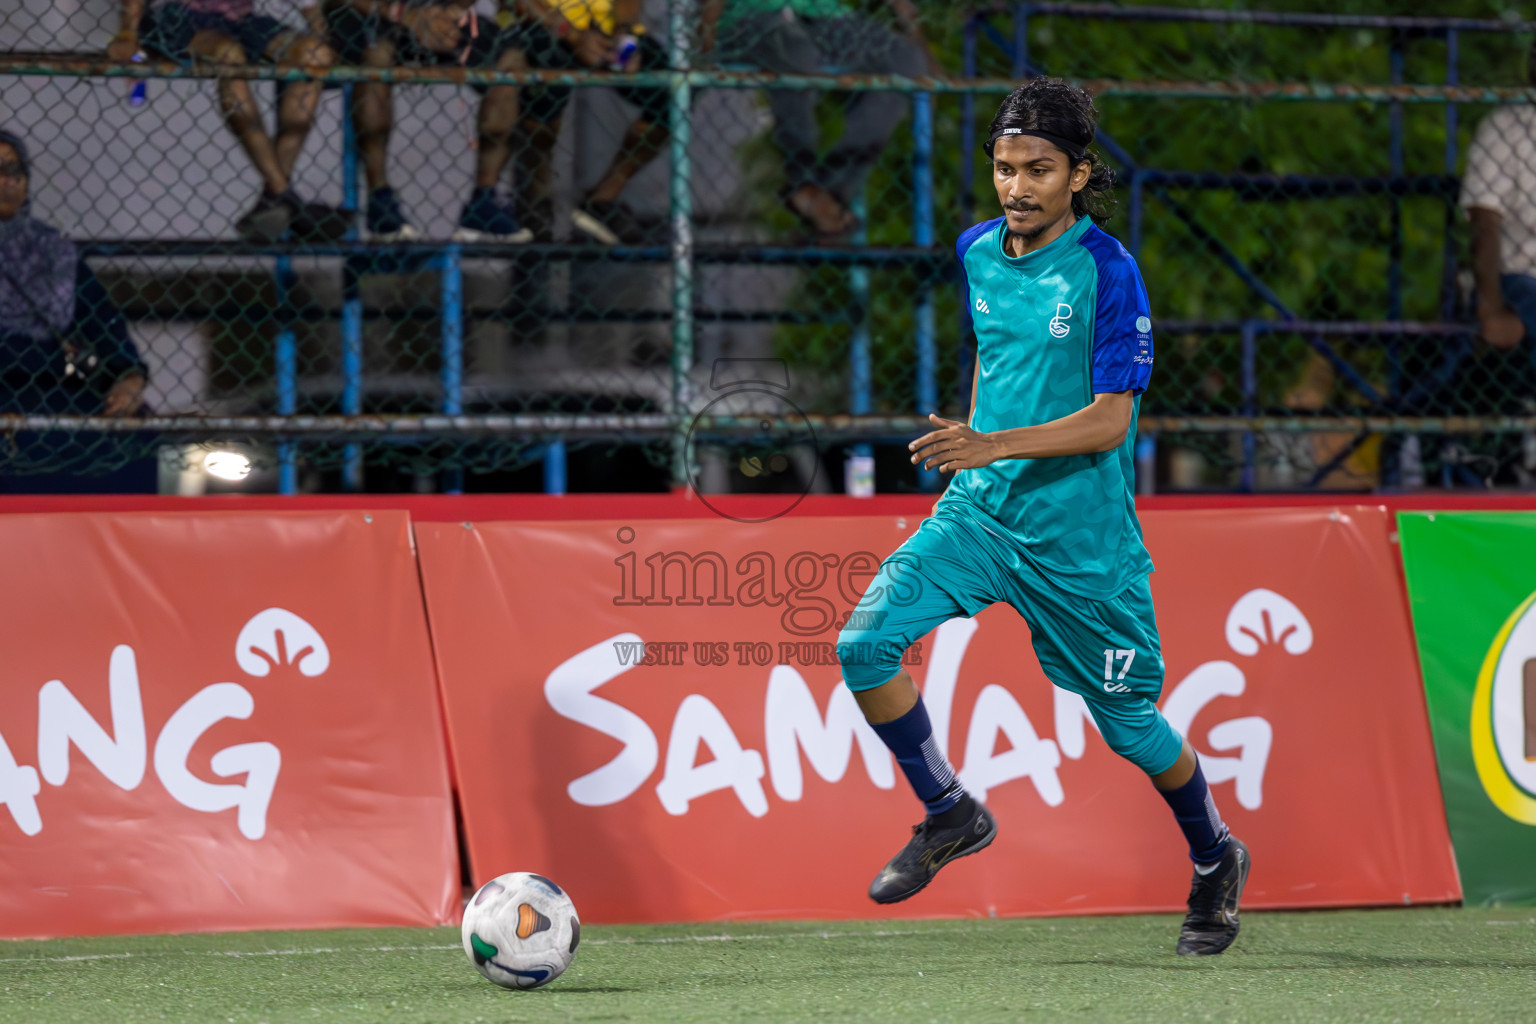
[{"x1": 1102, "y1": 648, "x2": 1136, "y2": 693}]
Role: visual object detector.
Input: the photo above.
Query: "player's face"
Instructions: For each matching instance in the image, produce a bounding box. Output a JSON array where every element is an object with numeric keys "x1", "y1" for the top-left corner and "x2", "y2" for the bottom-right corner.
[
  {"x1": 0, "y1": 142, "x2": 24, "y2": 222},
  {"x1": 991, "y1": 135, "x2": 1087, "y2": 242}
]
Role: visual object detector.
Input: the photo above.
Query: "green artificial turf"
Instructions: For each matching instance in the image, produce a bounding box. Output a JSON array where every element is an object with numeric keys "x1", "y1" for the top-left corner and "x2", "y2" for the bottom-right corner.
[{"x1": 1, "y1": 908, "x2": 1532, "y2": 1023}]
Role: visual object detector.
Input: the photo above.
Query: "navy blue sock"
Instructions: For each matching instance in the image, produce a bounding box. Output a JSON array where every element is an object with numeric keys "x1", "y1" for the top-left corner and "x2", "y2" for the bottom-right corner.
[
  {"x1": 868, "y1": 697, "x2": 967, "y2": 817},
  {"x1": 1157, "y1": 761, "x2": 1230, "y2": 864}
]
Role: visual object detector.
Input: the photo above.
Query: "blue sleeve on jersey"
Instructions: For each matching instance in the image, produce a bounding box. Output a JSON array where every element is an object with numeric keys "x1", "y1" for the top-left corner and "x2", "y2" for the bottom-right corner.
[
  {"x1": 1079, "y1": 228, "x2": 1154, "y2": 395},
  {"x1": 955, "y1": 219, "x2": 1001, "y2": 339}
]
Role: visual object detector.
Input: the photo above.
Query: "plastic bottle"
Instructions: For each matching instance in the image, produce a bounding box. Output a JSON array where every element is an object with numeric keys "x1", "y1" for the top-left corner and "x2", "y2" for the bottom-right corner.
[
  {"x1": 127, "y1": 51, "x2": 146, "y2": 107},
  {"x1": 609, "y1": 34, "x2": 638, "y2": 71}
]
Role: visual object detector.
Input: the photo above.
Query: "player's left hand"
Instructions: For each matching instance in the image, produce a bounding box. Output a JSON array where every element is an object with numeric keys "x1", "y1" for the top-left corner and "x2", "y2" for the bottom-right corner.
[{"x1": 909, "y1": 414, "x2": 999, "y2": 473}]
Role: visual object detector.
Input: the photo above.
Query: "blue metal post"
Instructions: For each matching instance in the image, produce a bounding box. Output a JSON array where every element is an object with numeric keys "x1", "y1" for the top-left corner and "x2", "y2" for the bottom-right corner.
[
  {"x1": 960, "y1": 17, "x2": 978, "y2": 229},
  {"x1": 1387, "y1": 32, "x2": 1405, "y2": 324},
  {"x1": 543, "y1": 439, "x2": 567, "y2": 494},
  {"x1": 1128, "y1": 169, "x2": 1144, "y2": 257},
  {"x1": 1441, "y1": 30, "x2": 1460, "y2": 321},
  {"x1": 274, "y1": 256, "x2": 298, "y2": 494},
  {"x1": 342, "y1": 84, "x2": 359, "y2": 204},
  {"x1": 1386, "y1": 33, "x2": 1407, "y2": 412},
  {"x1": 849, "y1": 193, "x2": 872, "y2": 464},
  {"x1": 1240, "y1": 321, "x2": 1257, "y2": 492},
  {"x1": 1135, "y1": 434, "x2": 1157, "y2": 495},
  {"x1": 960, "y1": 15, "x2": 979, "y2": 412},
  {"x1": 340, "y1": 84, "x2": 363, "y2": 491},
  {"x1": 667, "y1": 0, "x2": 695, "y2": 491},
  {"x1": 340, "y1": 278, "x2": 362, "y2": 489},
  {"x1": 1013, "y1": 3, "x2": 1029, "y2": 78},
  {"x1": 440, "y1": 247, "x2": 464, "y2": 494},
  {"x1": 913, "y1": 91, "x2": 938, "y2": 492}
]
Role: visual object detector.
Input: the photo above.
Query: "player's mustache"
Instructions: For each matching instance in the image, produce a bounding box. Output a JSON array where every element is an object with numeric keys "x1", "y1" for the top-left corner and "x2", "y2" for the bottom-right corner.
[{"x1": 1005, "y1": 202, "x2": 1042, "y2": 212}]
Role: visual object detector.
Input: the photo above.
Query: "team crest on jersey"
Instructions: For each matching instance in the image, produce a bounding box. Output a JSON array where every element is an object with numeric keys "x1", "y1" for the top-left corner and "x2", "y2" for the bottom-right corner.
[{"x1": 1048, "y1": 303, "x2": 1073, "y2": 338}]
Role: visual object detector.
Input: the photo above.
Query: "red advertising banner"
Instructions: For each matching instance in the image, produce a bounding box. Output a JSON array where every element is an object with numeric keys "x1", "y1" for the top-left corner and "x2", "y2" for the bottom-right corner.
[
  {"x1": 420, "y1": 507, "x2": 1459, "y2": 922},
  {"x1": 0, "y1": 511, "x2": 459, "y2": 938}
]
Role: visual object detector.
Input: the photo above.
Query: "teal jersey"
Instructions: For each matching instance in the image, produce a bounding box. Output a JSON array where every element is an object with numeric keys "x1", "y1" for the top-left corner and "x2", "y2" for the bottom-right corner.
[{"x1": 936, "y1": 215, "x2": 1155, "y2": 601}]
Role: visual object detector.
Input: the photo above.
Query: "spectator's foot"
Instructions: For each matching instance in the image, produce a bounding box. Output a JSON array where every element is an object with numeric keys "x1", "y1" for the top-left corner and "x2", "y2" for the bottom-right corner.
[
  {"x1": 235, "y1": 191, "x2": 293, "y2": 243},
  {"x1": 782, "y1": 183, "x2": 858, "y2": 242},
  {"x1": 520, "y1": 198, "x2": 555, "y2": 244},
  {"x1": 572, "y1": 198, "x2": 648, "y2": 246},
  {"x1": 453, "y1": 188, "x2": 533, "y2": 244},
  {"x1": 366, "y1": 187, "x2": 420, "y2": 243},
  {"x1": 288, "y1": 198, "x2": 353, "y2": 244}
]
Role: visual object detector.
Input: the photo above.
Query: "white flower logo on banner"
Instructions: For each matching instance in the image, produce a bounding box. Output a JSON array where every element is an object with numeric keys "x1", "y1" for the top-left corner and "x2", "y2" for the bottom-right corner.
[
  {"x1": 236, "y1": 608, "x2": 330, "y2": 678},
  {"x1": 1225, "y1": 588, "x2": 1313, "y2": 656}
]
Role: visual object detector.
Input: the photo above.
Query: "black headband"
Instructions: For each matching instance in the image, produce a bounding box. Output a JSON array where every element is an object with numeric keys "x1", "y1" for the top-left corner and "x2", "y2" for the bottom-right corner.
[{"x1": 985, "y1": 127, "x2": 1088, "y2": 164}]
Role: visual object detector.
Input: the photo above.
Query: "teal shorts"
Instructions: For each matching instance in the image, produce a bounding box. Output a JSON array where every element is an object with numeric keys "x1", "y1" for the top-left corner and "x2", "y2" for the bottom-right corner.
[{"x1": 836, "y1": 507, "x2": 1182, "y2": 776}]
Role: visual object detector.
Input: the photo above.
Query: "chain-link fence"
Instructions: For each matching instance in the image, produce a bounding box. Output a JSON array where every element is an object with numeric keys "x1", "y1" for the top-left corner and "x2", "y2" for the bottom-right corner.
[{"x1": 0, "y1": 1, "x2": 1533, "y2": 494}]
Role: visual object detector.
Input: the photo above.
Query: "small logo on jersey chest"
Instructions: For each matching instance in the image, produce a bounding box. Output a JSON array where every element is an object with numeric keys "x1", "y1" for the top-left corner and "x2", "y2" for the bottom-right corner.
[
  {"x1": 1048, "y1": 303, "x2": 1073, "y2": 338},
  {"x1": 975, "y1": 297, "x2": 990, "y2": 315}
]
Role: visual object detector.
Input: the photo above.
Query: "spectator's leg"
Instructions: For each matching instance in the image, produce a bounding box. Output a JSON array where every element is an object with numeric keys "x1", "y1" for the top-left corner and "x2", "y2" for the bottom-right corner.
[
  {"x1": 585, "y1": 120, "x2": 667, "y2": 206},
  {"x1": 717, "y1": 13, "x2": 825, "y2": 194},
  {"x1": 475, "y1": 47, "x2": 525, "y2": 189},
  {"x1": 586, "y1": 38, "x2": 671, "y2": 206},
  {"x1": 266, "y1": 31, "x2": 335, "y2": 185},
  {"x1": 511, "y1": 24, "x2": 575, "y2": 240},
  {"x1": 515, "y1": 116, "x2": 561, "y2": 233},
  {"x1": 353, "y1": 36, "x2": 397, "y2": 192},
  {"x1": 814, "y1": 16, "x2": 927, "y2": 202},
  {"x1": 187, "y1": 29, "x2": 288, "y2": 196}
]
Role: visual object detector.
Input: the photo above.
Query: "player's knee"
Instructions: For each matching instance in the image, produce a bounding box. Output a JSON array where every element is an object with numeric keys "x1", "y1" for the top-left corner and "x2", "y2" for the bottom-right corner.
[
  {"x1": 296, "y1": 38, "x2": 336, "y2": 69},
  {"x1": 836, "y1": 623, "x2": 900, "y2": 692},
  {"x1": 362, "y1": 39, "x2": 396, "y2": 67},
  {"x1": 839, "y1": 657, "x2": 900, "y2": 693},
  {"x1": 1103, "y1": 715, "x2": 1182, "y2": 776}
]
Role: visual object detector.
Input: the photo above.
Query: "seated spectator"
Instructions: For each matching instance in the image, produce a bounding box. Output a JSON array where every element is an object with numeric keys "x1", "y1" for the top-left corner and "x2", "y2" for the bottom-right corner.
[
  {"x1": 324, "y1": 0, "x2": 533, "y2": 242},
  {"x1": 109, "y1": 0, "x2": 348, "y2": 242},
  {"x1": 510, "y1": 0, "x2": 672, "y2": 244},
  {"x1": 1385, "y1": 39, "x2": 1536, "y2": 488},
  {"x1": 0, "y1": 129, "x2": 155, "y2": 493},
  {"x1": 700, "y1": 0, "x2": 933, "y2": 240},
  {"x1": 1463, "y1": 37, "x2": 1536, "y2": 354}
]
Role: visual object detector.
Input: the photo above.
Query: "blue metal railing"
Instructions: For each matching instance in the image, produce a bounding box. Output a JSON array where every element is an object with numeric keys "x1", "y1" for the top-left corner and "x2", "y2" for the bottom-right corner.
[{"x1": 20, "y1": 5, "x2": 1534, "y2": 492}]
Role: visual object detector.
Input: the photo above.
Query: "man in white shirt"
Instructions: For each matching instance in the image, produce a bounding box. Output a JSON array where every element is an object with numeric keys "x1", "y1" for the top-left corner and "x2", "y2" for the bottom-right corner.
[{"x1": 1462, "y1": 41, "x2": 1536, "y2": 350}]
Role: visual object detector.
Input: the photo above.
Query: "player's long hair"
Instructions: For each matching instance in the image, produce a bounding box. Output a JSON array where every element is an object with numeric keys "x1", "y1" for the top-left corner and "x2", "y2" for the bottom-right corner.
[{"x1": 987, "y1": 78, "x2": 1116, "y2": 225}]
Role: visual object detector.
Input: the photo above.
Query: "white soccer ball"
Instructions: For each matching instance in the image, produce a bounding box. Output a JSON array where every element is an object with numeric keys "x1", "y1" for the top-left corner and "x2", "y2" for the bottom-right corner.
[{"x1": 461, "y1": 872, "x2": 581, "y2": 990}]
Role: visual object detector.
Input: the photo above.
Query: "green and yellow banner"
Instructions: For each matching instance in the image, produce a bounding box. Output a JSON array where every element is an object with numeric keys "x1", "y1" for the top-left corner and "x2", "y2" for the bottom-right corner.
[{"x1": 1399, "y1": 512, "x2": 1536, "y2": 905}]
